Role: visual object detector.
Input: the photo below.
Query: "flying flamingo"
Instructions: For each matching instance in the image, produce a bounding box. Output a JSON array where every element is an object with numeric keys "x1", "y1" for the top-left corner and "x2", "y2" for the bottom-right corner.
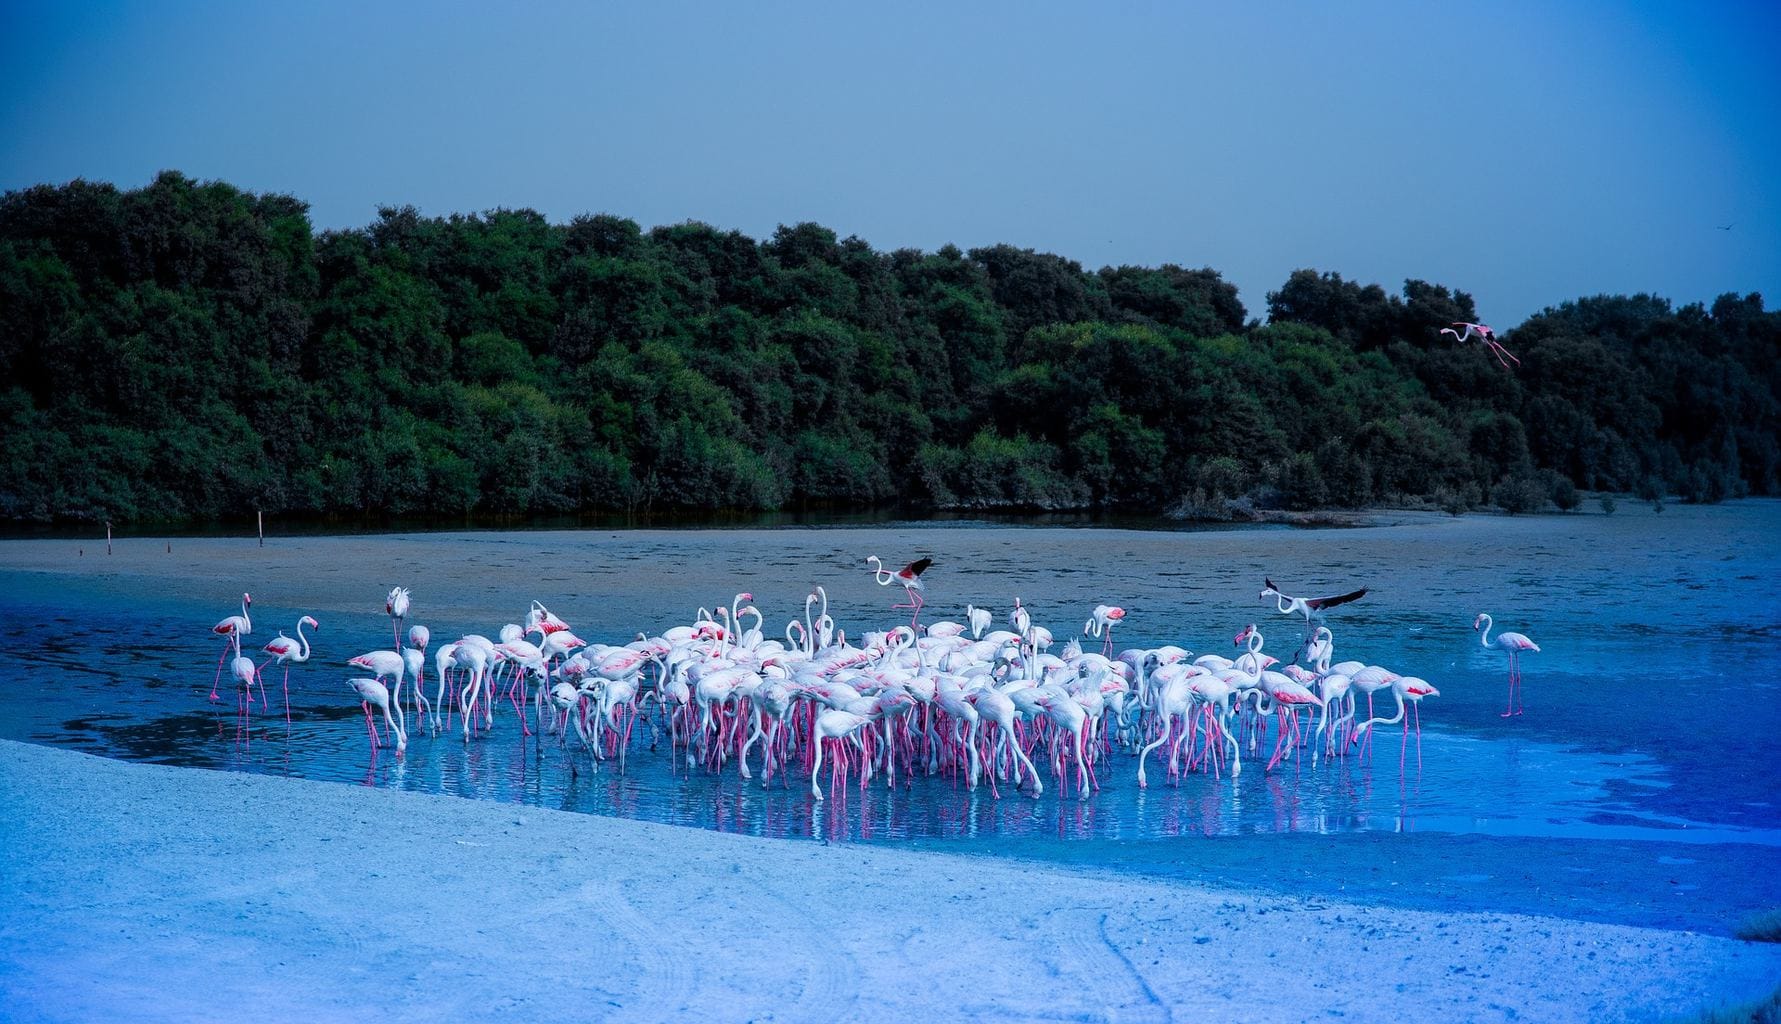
[
  {"x1": 386, "y1": 587, "x2": 411, "y2": 649},
  {"x1": 1474, "y1": 612, "x2": 1539, "y2": 716},
  {"x1": 868, "y1": 555, "x2": 931, "y2": 627},
  {"x1": 260, "y1": 615, "x2": 318, "y2": 723},
  {"x1": 209, "y1": 593, "x2": 253, "y2": 701},
  {"x1": 1259, "y1": 578, "x2": 1367, "y2": 626},
  {"x1": 1084, "y1": 605, "x2": 1126, "y2": 657},
  {"x1": 1439, "y1": 322, "x2": 1521, "y2": 369},
  {"x1": 348, "y1": 677, "x2": 405, "y2": 755}
]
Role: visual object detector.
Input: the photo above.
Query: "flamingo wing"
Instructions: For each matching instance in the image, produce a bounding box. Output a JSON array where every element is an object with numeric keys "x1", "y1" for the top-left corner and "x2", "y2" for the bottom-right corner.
[
  {"x1": 903, "y1": 557, "x2": 933, "y2": 578},
  {"x1": 1305, "y1": 587, "x2": 1367, "y2": 611}
]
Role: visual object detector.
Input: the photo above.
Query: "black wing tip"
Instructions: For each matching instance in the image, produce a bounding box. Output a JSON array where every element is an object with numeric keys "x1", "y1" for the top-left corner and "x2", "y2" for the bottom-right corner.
[
  {"x1": 1263, "y1": 577, "x2": 1277, "y2": 591},
  {"x1": 909, "y1": 557, "x2": 934, "y2": 575}
]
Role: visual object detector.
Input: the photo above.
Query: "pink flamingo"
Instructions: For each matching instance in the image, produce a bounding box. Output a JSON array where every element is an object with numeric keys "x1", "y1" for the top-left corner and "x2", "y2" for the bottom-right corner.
[
  {"x1": 1259, "y1": 578, "x2": 1367, "y2": 626},
  {"x1": 1353, "y1": 676, "x2": 1440, "y2": 771},
  {"x1": 348, "y1": 677, "x2": 405, "y2": 755},
  {"x1": 209, "y1": 593, "x2": 252, "y2": 701},
  {"x1": 385, "y1": 587, "x2": 411, "y2": 650},
  {"x1": 228, "y1": 653, "x2": 263, "y2": 716},
  {"x1": 810, "y1": 708, "x2": 873, "y2": 801},
  {"x1": 260, "y1": 615, "x2": 318, "y2": 723},
  {"x1": 1440, "y1": 322, "x2": 1521, "y2": 369},
  {"x1": 868, "y1": 555, "x2": 931, "y2": 627},
  {"x1": 1084, "y1": 604, "x2": 1126, "y2": 657},
  {"x1": 348, "y1": 650, "x2": 407, "y2": 739},
  {"x1": 1474, "y1": 612, "x2": 1538, "y2": 716}
]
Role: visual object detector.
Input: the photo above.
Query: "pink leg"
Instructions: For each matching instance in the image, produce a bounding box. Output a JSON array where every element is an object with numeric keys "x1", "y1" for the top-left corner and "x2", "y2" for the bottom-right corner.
[
  {"x1": 211, "y1": 643, "x2": 228, "y2": 701},
  {"x1": 1413, "y1": 701, "x2": 1423, "y2": 771}
]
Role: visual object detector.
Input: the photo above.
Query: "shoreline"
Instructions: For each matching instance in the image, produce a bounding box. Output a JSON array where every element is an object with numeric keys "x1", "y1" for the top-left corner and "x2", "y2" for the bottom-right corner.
[
  {"x1": 5, "y1": 493, "x2": 1730, "y2": 543},
  {"x1": 3, "y1": 739, "x2": 1779, "y2": 1023}
]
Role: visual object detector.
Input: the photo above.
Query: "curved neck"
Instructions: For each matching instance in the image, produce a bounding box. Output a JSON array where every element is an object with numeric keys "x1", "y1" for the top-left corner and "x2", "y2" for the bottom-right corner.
[
  {"x1": 296, "y1": 618, "x2": 312, "y2": 659},
  {"x1": 1477, "y1": 614, "x2": 1495, "y2": 648},
  {"x1": 868, "y1": 557, "x2": 893, "y2": 586}
]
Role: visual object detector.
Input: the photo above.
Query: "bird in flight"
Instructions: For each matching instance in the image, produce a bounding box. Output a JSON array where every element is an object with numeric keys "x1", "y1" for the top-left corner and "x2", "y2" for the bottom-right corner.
[
  {"x1": 1440, "y1": 322, "x2": 1521, "y2": 371},
  {"x1": 1260, "y1": 577, "x2": 1368, "y2": 624}
]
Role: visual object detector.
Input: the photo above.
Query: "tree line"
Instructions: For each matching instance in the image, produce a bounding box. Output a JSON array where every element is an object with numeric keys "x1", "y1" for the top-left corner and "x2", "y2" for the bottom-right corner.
[{"x1": 1, "y1": 171, "x2": 1775, "y2": 525}]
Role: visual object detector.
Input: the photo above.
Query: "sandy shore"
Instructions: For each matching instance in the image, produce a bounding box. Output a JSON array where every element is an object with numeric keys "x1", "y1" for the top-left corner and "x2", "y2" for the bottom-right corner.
[{"x1": 1, "y1": 741, "x2": 1776, "y2": 1023}]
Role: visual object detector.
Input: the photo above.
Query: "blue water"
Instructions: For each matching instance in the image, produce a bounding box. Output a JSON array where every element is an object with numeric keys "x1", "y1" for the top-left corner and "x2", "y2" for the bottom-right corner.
[{"x1": 3, "y1": 502, "x2": 1779, "y2": 929}]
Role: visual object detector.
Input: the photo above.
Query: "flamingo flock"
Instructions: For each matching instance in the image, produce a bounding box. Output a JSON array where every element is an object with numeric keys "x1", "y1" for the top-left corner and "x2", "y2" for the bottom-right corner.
[{"x1": 201, "y1": 564, "x2": 1542, "y2": 797}]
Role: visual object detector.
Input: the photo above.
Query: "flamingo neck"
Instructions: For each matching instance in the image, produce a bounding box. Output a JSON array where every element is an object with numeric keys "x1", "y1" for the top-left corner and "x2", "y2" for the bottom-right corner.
[{"x1": 1477, "y1": 615, "x2": 1495, "y2": 648}]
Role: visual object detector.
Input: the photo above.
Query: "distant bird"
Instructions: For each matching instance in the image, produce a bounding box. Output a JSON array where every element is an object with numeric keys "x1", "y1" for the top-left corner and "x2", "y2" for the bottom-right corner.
[
  {"x1": 1260, "y1": 578, "x2": 1368, "y2": 625},
  {"x1": 1439, "y1": 322, "x2": 1521, "y2": 370},
  {"x1": 1717, "y1": 223, "x2": 1734, "y2": 231},
  {"x1": 868, "y1": 555, "x2": 932, "y2": 628}
]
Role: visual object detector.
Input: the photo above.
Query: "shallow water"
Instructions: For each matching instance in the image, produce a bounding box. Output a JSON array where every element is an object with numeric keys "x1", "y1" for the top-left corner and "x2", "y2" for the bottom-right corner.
[{"x1": 4, "y1": 503, "x2": 1780, "y2": 927}]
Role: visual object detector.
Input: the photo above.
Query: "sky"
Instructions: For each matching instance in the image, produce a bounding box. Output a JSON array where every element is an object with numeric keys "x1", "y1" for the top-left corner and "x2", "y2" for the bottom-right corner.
[{"x1": 2, "y1": 1, "x2": 1778, "y2": 327}]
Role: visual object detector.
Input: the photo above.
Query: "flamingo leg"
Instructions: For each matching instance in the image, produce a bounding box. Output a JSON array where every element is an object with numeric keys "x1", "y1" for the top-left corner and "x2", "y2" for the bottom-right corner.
[{"x1": 211, "y1": 642, "x2": 229, "y2": 702}]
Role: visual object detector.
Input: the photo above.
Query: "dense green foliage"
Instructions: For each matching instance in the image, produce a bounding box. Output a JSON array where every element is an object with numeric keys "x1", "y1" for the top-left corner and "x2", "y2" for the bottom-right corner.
[{"x1": 2, "y1": 173, "x2": 1777, "y2": 524}]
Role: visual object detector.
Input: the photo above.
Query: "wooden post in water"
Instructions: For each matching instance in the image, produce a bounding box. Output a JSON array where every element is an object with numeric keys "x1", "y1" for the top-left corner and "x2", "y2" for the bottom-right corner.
[
  {"x1": 106, "y1": 521, "x2": 112, "y2": 556},
  {"x1": 258, "y1": 510, "x2": 264, "y2": 548}
]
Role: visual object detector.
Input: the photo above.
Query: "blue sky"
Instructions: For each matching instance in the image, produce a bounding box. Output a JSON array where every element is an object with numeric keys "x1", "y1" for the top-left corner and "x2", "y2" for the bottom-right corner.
[{"x1": 3, "y1": 1, "x2": 1777, "y2": 327}]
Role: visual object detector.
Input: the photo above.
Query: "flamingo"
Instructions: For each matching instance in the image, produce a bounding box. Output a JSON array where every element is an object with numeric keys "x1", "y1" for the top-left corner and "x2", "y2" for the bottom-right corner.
[
  {"x1": 1475, "y1": 613, "x2": 1539, "y2": 716},
  {"x1": 810, "y1": 708, "x2": 873, "y2": 801},
  {"x1": 966, "y1": 604, "x2": 992, "y2": 640},
  {"x1": 1440, "y1": 322, "x2": 1520, "y2": 369},
  {"x1": 348, "y1": 677, "x2": 405, "y2": 754},
  {"x1": 868, "y1": 555, "x2": 931, "y2": 627},
  {"x1": 1084, "y1": 604, "x2": 1126, "y2": 657},
  {"x1": 348, "y1": 651, "x2": 407, "y2": 739},
  {"x1": 228, "y1": 654, "x2": 263, "y2": 716},
  {"x1": 1353, "y1": 675, "x2": 1440, "y2": 771},
  {"x1": 1259, "y1": 578, "x2": 1367, "y2": 625},
  {"x1": 209, "y1": 593, "x2": 252, "y2": 701},
  {"x1": 385, "y1": 587, "x2": 411, "y2": 649},
  {"x1": 451, "y1": 642, "x2": 492, "y2": 742},
  {"x1": 260, "y1": 615, "x2": 318, "y2": 722}
]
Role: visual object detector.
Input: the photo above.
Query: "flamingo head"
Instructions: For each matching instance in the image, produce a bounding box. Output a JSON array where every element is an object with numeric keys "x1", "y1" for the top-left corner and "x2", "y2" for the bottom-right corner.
[
  {"x1": 303, "y1": 616, "x2": 321, "y2": 631},
  {"x1": 1259, "y1": 578, "x2": 1278, "y2": 599},
  {"x1": 1472, "y1": 614, "x2": 1485, "y2": 631},
  {"x1": 1234, "y1": 624, "x2": 1256, "y2": 646}
]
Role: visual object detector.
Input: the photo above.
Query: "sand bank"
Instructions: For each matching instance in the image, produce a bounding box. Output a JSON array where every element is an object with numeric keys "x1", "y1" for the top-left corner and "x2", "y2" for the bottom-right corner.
[{"x1": 2, "y1": 741, "x2": 1776, "y2": 1023}]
